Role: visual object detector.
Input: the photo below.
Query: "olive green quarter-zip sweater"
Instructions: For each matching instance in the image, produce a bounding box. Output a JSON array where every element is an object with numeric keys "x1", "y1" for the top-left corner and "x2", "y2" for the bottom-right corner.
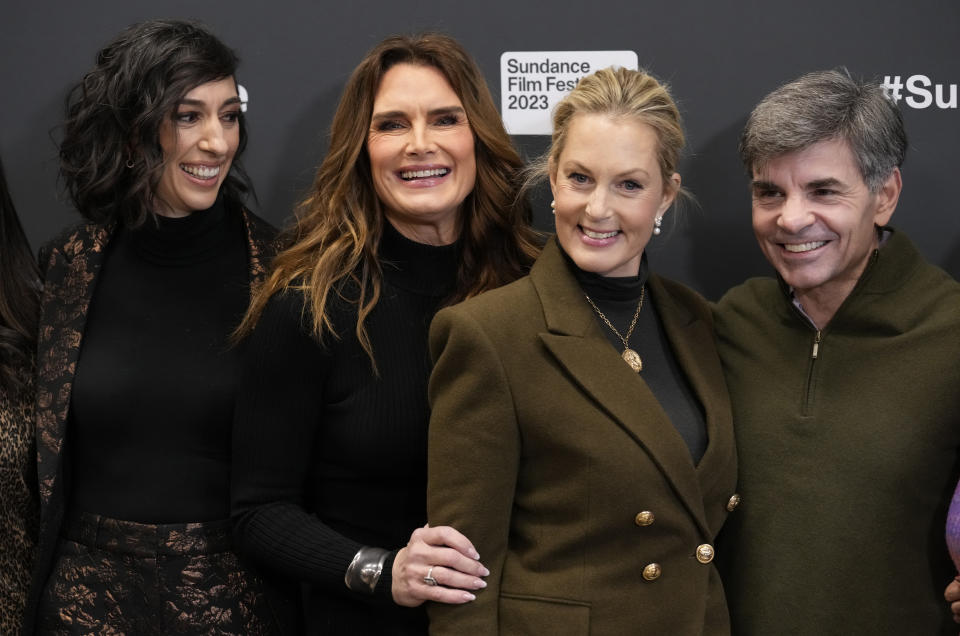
[{"x1": 714, "y1": 228, "x2": 960, "y2": 635}]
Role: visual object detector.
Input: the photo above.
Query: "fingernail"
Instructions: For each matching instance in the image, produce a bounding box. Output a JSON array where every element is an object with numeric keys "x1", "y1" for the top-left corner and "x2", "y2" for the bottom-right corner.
[
  {"x1": 475, "y1": 579, "x2": 487, "y2": 588},
  {"x1": 470, "y1": 549, "x2": 480, "y2": 559},
  {"x1": 463, "y1": 592, "x2": 476, "y2": 601},
  {"x1": 481, "y1": 566, "x2": 490, "y2": 576}
]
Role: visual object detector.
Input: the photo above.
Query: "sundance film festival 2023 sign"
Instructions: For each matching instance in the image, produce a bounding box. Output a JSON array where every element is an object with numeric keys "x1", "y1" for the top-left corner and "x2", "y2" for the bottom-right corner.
[{"x1": 500, "y1": 51, "x2": 638, "y2": 135}]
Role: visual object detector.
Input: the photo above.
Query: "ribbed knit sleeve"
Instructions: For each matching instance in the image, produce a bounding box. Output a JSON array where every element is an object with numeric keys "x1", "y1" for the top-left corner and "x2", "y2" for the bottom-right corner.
[{"x1": 230, "y1": 289, "x2": 397, "y2": 601}]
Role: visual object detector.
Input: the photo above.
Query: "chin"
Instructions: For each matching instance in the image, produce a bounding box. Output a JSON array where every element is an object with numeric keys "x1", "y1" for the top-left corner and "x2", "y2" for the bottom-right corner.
[{"x1": 186, "y1": 194, "x2": 219, "y2": 211}]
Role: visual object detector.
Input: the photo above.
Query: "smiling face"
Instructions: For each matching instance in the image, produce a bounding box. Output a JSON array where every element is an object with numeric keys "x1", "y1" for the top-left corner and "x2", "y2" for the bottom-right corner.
[
  {"x1": 367, "y1": 63, "x2": 476, "y2": 245},
  {"x1": 751, "y1": 137, "x2": 900, "y2": 319},
  {"x1": 155, "y1": 77, "x2": 241, "y2": 218},
  {"x1": 550, "y1": 113, "x2": 679, "y2": 278}
]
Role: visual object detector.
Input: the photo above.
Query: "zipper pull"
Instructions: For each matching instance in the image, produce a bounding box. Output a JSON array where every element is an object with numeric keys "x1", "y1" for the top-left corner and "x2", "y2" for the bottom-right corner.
[{"x1": 812, "y1": 330, "x2": 822, "y2": 359}]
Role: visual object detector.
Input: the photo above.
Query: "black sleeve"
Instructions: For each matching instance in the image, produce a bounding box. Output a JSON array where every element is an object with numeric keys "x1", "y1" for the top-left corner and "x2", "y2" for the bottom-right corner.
[{"x1": 230, "y1": 289, "x2": 398, "y2": 602}]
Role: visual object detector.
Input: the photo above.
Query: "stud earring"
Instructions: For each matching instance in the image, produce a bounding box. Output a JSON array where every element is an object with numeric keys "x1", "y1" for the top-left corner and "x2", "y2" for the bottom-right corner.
[
  {"x1": 550, "y1": 200, "x2": 556, "y2": 214},
  {"x1": 653, "y1": 215, "x2": 663, "y2": 236}
]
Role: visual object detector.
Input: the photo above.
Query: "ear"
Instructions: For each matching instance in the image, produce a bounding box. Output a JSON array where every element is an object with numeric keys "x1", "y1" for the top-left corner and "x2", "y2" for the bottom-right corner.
[
  {"x1": 873, "y1": 167, "x2": 901, "y2": 227},
  {"x1": 658, "y1": 172, "x2": 682, "y2": 216},
  {"x1": 548, "y1": 158, "x2": 558, "y2": 199}
]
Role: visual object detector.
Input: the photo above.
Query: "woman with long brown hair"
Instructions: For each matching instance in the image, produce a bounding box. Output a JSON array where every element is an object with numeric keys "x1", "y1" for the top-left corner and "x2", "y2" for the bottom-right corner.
[
  {"x1": 231, "y1": 33, "x2": 539, "y2": 634},
  {"x1": 0, "y1": 155, "x2": 40, "y2": 635}
]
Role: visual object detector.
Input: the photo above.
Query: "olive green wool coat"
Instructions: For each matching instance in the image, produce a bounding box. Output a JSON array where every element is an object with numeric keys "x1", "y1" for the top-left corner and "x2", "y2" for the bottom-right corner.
[{"x1": 427, "y1": 239, "x2": 737, "y2": 636}]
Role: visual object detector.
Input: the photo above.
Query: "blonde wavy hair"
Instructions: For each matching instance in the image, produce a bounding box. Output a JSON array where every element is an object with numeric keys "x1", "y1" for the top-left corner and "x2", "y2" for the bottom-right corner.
[{"x1": 237, "y1": 34, "x2": 539, "y2": 363}]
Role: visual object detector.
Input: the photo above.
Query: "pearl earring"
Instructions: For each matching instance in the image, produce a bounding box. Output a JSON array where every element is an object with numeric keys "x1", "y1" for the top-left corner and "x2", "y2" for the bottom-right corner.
[{"x1": 653, "y1": 215, "x2": 663, "y2": 236}]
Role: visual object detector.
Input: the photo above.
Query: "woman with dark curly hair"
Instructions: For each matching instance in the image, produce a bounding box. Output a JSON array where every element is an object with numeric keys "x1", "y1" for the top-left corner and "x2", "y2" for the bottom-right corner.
[
  {"x1": 230, "y1": 33, "x2": 540, "y2": 634},
  {"x1": 26, "y1": 19, "x2": 291, "y2": 635},
  {"x1": 0, "y1": 156, "x2": 40, "y2": 635}
]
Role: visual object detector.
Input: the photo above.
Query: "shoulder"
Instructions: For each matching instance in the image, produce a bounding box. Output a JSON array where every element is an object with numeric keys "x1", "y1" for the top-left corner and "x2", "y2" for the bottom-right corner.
[
  {"x1": 430, "y1": 275, "x2": 540, "y2": 359},
  {"x1": 650, "y1": 274, "x2": 713, "y2": 324},
  {"x1": 715, "y1": 276, "x2": 780, "y2": 314},
  {"x1": 39, "y1": 221, "x2": 108, "y2": 261},
  {"x1": 238, "y1": 206, "x2": 280, "y2": 250},
  {"x1": 893, "y1": 251, "x2": 960, "y2": 326},
  {"x1": 38, "y1": 221, "x2": 112, "y2": 278},
  {"x1": 891, "y1": 233, "x2": 960, "y2": 297},
  {"x1": 712, "y1": 276, "x2": 783, "y2": 341},
  {"x1": 864, "y1": 229, "x2": 960, "y2": 322},
  {"x1": 436, "y1": 275, "x2": 539, "y2": 329}
]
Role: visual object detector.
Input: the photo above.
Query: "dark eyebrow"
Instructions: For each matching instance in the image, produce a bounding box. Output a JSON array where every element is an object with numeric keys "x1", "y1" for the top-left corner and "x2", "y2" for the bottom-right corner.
[
  {"x1": 177, "y1": 96, "x2": 241, "y2": 108},
  {"x1": 428, "y1": 106, "x2": 466, "y2": 117},
  {"x1": 805, "y1": 178, "x2": 843, "y2": 190},
  {"x1": 750, "y1": 180, "x2": 781, "y2": 192},
  {"x1": 370, "y1": 106, "x2": 466, "y2": 120}
]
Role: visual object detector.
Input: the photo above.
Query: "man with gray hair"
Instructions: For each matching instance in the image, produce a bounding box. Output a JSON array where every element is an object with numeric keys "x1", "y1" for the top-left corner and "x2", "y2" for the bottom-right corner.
[{"x1": 714, "y1": 69, "x2": 960, "y2": 634}]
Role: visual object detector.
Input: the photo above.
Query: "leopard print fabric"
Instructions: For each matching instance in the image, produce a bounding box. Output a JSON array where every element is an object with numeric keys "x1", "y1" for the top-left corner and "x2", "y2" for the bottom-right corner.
[{"x1": 0, "y1": 368, "x2": 39, "y2": 635}]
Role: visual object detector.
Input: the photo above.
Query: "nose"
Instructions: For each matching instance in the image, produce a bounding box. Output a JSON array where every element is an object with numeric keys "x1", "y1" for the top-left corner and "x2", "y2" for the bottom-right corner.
[
  {"x1": 776, "y1": 194, "x2": 814, "y2": 233},
  {"x1": 585, "y1": 185, "x2": 610, "y2": 220},
  {"x1": 198, "y1": 120, "x2": 229, "y2": 156},
  {"x1": 404, "y1": 122, "x2": 436, "y2": 156}
]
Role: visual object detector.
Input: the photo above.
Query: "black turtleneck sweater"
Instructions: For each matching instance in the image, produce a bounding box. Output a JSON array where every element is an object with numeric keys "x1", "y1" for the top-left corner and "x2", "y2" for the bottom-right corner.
[
  {"x1": 69, "y1": 197, "x2": 249, "y2": 522},
  {"x1": 560, "y1": 243, "x2": 708, "y2": 463},
  {"x1": 231, "y1": 221, "x2": 459, "y2": 635}
]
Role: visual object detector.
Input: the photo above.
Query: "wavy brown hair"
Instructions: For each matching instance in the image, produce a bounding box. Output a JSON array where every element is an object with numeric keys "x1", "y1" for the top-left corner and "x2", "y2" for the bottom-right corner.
[
  {"x1": 0, "y1": 157, "x2": 40, "y2": 393},
  {"x1": 238, "y1": 33, "x2": 539, "y2": 362},
  {"x1": 59, "y1": 19, "x2": 251, "y2": 227}
]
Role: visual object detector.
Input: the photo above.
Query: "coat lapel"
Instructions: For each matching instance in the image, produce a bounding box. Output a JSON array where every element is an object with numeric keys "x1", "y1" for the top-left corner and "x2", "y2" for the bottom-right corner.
[
  {"x1": 531, "y1": 240, "x2": 712, "y2": 537},
  {"x1": 240, "y1": 207, "x2": 277, "y2": 287},
  {"x1": 35, "y1": 223, "x2": 112, "y2": 508}
]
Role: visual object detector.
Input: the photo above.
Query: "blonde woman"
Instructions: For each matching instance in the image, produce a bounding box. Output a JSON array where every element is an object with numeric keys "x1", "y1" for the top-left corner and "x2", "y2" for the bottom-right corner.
[{"x1": 427, "y1": 67, "x2": 738, "y2": 635}]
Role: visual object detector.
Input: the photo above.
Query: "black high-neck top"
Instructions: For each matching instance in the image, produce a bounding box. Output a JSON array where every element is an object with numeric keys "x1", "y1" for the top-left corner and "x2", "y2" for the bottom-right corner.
[
  {"x1": 559, "y1": 240, "x2": 708, "y2": 463},
  {"x1": 231, "y1": 220, "x2": 460, "y2": 635},
  {"x1": 69, "y1": 197, "x2": 250, "y2": 522}
]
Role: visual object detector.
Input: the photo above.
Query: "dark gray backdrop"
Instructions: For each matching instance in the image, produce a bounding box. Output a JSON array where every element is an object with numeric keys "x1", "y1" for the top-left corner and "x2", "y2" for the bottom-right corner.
[{"x1": 3, "y1": 1, "x2": 958, "y2": 299}]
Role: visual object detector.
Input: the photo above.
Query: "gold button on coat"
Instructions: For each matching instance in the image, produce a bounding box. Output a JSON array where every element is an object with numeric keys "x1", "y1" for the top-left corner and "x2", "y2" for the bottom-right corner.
[
  {"x1": 726, "y1": 493, "x2": 741, "y2": 511},
  {"x1": 634, "y1": 511, "x2": 655, "y2": 526},
  {"x1": 642, "y1": 563, "x2": 661, "y2": 581},
  {"x1": 696, "y1": 544, "x2": 715, "y2": 564}
]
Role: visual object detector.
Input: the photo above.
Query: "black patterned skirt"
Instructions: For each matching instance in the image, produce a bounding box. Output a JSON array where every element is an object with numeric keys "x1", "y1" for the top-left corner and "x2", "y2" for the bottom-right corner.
[{"x1": 36, "y1": 512, "x2": 289, "y2": 635}]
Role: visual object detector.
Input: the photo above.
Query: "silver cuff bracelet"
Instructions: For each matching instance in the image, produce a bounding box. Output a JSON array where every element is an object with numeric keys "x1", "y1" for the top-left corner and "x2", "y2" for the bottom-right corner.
[{"x1": 344, "y1": 546, "x2": 389, "y2": 594}]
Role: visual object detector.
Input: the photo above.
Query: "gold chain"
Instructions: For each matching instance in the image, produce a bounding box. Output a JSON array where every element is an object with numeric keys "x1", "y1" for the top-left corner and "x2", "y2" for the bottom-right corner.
[{"x1": 584, "y1": 286, "x2": 645, "y2": 348}]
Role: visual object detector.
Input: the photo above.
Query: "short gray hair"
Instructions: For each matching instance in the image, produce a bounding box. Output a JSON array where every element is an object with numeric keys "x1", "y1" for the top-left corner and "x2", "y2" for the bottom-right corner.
[{"x1": 739, "y1": 69, "x2": 907, "y2": 192}]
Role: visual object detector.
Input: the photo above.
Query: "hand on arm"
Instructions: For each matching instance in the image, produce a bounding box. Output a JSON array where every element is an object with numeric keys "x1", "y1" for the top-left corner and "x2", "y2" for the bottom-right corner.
[{"x1": 391, "y1": 524, "x2": 489, "y2": 606}]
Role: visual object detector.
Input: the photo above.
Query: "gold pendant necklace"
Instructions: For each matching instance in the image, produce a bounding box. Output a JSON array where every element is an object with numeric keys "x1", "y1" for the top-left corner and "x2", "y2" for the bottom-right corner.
[{"x1": 584, "y1": 286, "x2": 645, "y2": 373}]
